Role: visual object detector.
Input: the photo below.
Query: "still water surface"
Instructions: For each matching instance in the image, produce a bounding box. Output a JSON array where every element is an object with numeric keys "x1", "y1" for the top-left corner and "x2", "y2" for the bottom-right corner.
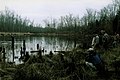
[{"x1": 0, "y1": 36, "x2": 77, "y2": 64}]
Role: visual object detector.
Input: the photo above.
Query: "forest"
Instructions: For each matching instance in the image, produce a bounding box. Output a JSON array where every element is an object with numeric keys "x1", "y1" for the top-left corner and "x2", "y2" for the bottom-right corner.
[
  {"x1": 0, "y1": 0, "x2": 120, "y2": 80},
  {"x1": 0, "y1": 0, "x2": 120, "y2": 35}
]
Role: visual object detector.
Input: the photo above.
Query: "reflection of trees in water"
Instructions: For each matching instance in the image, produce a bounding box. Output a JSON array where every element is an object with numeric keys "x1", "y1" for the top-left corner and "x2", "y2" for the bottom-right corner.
[
  {"x1": 59, "y1": 40, "x2": 74, "y2": 51},
  {"x1": 0, "y1": 36, "x2": 11, "y2": 41},
  {"x1": 0, "y1": 36, "x2": 77, "y2": 64},
  {"x1": 44, "y1": 37, "x2": 54, "y2": 45},
  {"x1": 0, "y1": 41, "x2": 12, "y2": 62},
  {"x1": 1, "y1": 40, "x2": 23, "y2": 62},
  {"x1": 43, "y1": 36, "x2": 74, "y2": 51}
]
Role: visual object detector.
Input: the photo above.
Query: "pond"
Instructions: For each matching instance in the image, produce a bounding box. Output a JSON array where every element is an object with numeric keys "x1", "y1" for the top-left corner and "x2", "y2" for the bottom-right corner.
[{"x1": 0, "y1": 36, "x2": 79, "y2": 64}]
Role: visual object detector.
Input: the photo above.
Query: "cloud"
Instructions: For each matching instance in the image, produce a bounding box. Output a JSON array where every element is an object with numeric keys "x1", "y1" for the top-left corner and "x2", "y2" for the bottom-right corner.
[{"x1": 0, "y1": 0, "x2": 112, "y2": 24}]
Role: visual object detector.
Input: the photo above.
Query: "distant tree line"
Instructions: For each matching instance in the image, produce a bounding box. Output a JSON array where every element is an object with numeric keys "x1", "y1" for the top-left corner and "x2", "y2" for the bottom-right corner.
[
  {"x1": 0, "y1": 8, "x2": 32, "y2": 32},
  {"x1": 0, "y1": 0, "x2": 120, "y2": 35}
]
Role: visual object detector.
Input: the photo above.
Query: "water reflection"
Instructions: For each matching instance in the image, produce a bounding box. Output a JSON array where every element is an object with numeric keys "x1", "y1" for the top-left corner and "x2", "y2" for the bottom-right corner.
[{"x1": 0, "y1": 36, "x2": 76, "y2": 64}]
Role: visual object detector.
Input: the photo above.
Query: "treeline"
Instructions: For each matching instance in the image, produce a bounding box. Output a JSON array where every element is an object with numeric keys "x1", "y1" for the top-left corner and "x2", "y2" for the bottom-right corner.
[
  {"x1": 44, "y1": 0, "x2": 120, "y2": 35},
  {"x1": 0, "y1": 0, "x2": 120, "y2": 34},
  {"x1": 0, "y1": 8, "x2": 32, "y2": 32}
]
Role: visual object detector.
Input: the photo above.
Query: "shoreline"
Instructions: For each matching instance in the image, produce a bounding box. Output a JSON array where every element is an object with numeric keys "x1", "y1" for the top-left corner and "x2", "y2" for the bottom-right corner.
[{"x1": 0, "y1": 32, "x2": 78, "y2": 37}]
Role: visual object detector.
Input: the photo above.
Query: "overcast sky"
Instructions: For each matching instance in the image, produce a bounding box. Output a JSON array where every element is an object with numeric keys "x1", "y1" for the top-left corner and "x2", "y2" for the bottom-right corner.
[{"x1": 0, "y1": 0, "x2": 112, "y2": 25}]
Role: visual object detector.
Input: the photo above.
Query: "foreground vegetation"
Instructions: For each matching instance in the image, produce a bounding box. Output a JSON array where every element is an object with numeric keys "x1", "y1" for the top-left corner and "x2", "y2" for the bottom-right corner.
[{"x1": 0, "y1": 44, "x2": 119, "y2": 80}]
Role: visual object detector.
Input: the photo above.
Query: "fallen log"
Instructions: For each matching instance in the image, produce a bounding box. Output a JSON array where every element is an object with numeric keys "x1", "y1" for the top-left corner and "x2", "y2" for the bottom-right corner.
[
  {"x1": 54, "y1": 51, "x2": 71, "y2": 53},
  {"x1": 30, "y1": 51, "x2": 39, "y2": 53}
]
